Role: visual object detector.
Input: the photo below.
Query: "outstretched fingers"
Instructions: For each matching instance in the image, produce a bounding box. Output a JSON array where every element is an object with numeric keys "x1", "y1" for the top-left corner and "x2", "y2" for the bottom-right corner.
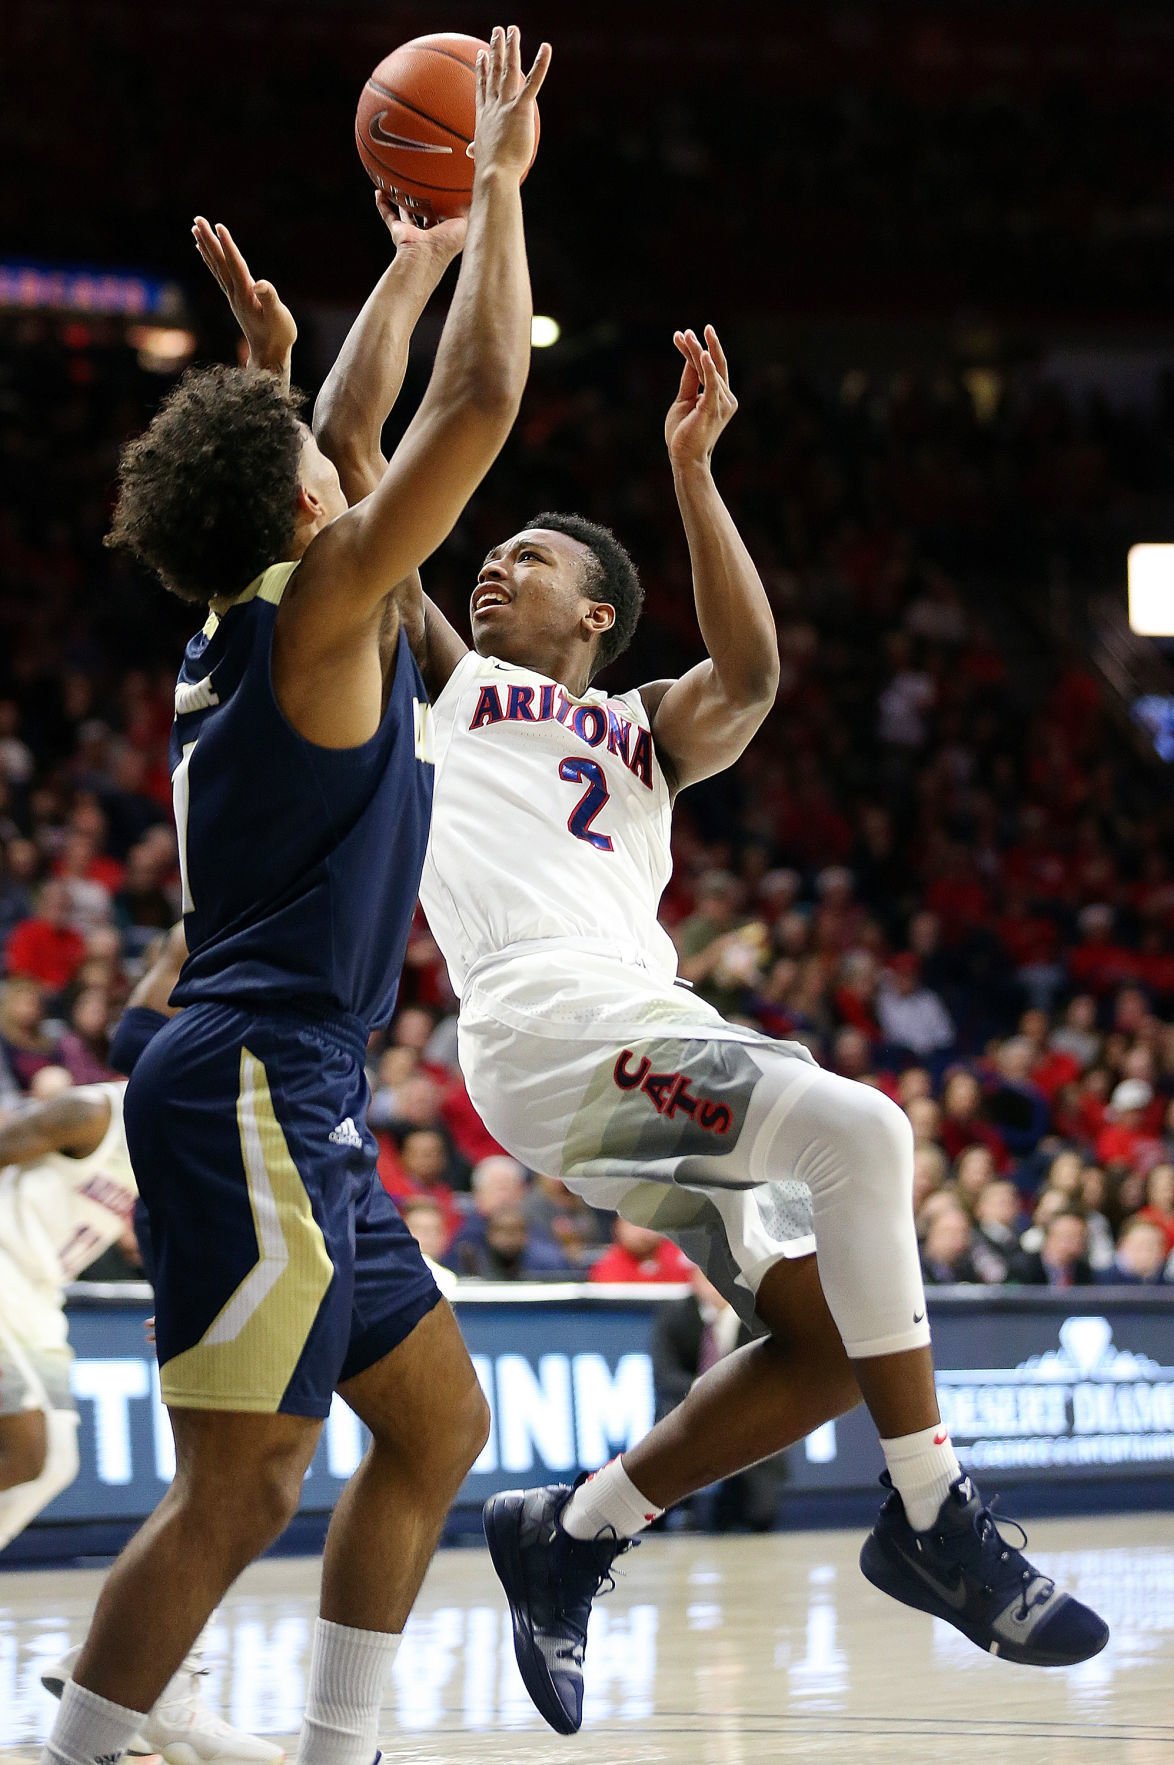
[
  {"x1": 522, "y1": 39, "x2": 553, "y2": 97},
  {"x1": 678, "y1": 326, "x2": 708, "y2": 390},
  {"x1": 192, "y1": 216, "x2": 229, "y2": 292},
  {"x1": 505, "y1": 21, "x2": 522, "y2": 84},
  {"x1": 704, "y1": 324, "x2": 731, "y2": 390},
  {"x1": 489, "y1": 24, "x2": 507, "y2": 91},
  {"x1": 672, "y1": 329, "x2": 701, "y2": 399},
  {"x1": 214, "y1": 223, "x2": 255, "y2": 295}
]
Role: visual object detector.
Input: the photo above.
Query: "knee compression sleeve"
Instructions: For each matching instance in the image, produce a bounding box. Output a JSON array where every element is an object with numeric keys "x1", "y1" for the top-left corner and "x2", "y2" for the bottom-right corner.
[{"x1": 765, "y1": 1068, "x2": 930, "y2": 1358}]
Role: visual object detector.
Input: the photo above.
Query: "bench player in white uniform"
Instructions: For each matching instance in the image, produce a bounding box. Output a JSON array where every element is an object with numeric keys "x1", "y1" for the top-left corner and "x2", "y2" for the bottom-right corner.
[
  {"x1": 3, "y1": 928, "x2": 282, "y2": 1764},
  {"x1": 203, "y1": 221, "x2": 1107, "y2": 1737}
]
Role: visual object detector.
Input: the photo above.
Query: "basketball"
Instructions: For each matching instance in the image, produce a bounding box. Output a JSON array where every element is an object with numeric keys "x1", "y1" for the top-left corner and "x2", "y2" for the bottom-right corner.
[{"x1": 355, "y1": 32, "x2": 540, "y2": 220}]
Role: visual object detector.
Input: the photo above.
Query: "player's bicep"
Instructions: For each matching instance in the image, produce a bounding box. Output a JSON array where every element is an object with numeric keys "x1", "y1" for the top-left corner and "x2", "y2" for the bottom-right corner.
[{"x1": 642, "y1": 661, "x2": 773, "y2": 791}]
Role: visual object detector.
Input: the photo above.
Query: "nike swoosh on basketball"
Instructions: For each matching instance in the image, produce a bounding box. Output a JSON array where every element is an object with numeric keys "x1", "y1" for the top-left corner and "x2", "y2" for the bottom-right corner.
[{"x1": 369, "y1": 113, "x2": 454, "y2": 154}]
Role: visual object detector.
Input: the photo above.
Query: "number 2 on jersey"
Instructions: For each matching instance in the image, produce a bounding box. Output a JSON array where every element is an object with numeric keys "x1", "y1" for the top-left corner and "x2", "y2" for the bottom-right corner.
[{"x1": 558, "y1": 757, "x2": 614, "y2": 851}]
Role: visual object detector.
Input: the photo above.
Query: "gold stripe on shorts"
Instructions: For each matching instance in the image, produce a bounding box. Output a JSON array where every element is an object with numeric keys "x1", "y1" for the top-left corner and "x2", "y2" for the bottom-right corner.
[{"x1": 162, "y1": 1047, "x2": 333, "y2": 1411}]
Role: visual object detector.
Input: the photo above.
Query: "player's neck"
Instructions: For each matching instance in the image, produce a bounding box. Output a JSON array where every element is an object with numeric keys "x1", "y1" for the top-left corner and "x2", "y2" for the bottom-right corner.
[{"x1": 511, "y1": 641, "x2": 594, "y2": 699}]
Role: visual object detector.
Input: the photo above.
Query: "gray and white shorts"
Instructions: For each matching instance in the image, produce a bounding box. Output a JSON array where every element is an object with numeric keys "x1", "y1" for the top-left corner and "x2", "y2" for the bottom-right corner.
[
  {"x1": 0, "y1": 1287, "x2": 74, "y2": 1417},
  {"x1": 460, "y1": 950, "x2": 821, "y2": 1321}
]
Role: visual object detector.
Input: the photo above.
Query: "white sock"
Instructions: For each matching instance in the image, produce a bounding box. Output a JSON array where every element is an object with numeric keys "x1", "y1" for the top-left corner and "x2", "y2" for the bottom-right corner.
[
  {"x1": 41, "y1": 1678, "x2": 147, "y2": 1765},
  {"x1": 560, "y1": 1457, "x2": 664, "y2": 1542},
  {"x1": 297, "y1": 1619, "x2": 400, "y2": 1765},
  {"x1": 881, "y1": 1422, "x2": 963, "y2": 1531}
]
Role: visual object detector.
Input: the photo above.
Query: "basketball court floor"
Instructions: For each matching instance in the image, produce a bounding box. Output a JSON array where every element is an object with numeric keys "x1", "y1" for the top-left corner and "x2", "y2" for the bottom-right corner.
[{"x1": 2, "y1": 1514, "x2": 1170, "y2": 1762}]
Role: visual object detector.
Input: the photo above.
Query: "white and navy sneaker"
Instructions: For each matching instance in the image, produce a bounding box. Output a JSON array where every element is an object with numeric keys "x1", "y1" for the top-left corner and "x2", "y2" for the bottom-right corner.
[
  {"x1": 860, "y1": 1471, "x2": 1109, "y2": 1666},
  {"x1": 41, "y1": 1643, "x2": 285, "y2": 1762},
  {"x1": 483, "y1": 1482, "x2": 635, "y2": 1734}
]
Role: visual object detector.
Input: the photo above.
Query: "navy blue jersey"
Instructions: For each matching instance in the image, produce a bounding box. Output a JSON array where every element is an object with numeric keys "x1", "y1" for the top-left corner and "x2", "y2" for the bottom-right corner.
[{"x1": 169, "y1": 562, "x2": 433, "y2": 1029}]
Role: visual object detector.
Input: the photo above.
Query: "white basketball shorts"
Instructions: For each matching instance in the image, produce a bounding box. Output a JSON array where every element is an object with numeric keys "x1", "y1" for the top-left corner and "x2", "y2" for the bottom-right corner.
[
  {"x1": 0, "y1": 1256, "x2": 73, "y2": 1416},
  {"x1": 459, "y1": 947, "x2": 821, "y2": 1319}
]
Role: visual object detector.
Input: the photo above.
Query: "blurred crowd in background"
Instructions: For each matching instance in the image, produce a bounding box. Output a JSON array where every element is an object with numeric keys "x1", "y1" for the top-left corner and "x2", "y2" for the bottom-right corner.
[{"x1": 3, "y1": 0, "x2": 1174, "y2": 1301}]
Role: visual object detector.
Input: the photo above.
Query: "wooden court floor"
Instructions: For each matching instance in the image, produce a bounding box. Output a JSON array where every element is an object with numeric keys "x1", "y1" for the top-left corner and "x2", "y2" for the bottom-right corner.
[{"x1": 2, "y1": 1513, "x2": 1171, "y2": 1762}]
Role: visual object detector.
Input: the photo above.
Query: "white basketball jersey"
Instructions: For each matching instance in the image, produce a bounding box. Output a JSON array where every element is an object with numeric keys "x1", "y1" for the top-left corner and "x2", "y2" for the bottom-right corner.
[
  {"x1": 420, "y1": 651, "x2": 678, "y2": 992},
  {"x1": 0, "y1": 1082, "x2": 138, "y2": 1290}
]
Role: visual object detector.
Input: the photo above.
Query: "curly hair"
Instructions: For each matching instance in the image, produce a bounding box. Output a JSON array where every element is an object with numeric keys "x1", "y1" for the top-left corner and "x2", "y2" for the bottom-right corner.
[
  {"x1": 106, "y1": 365, "x2": 305, "y2": 604},
  {"x1": 524, "y1": 511, "x2": 644, "y2": 675}
]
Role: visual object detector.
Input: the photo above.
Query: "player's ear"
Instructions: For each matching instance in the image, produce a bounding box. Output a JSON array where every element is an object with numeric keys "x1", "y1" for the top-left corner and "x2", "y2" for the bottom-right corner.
[
  {"x1": 585, "y1": 601, "x2": 615, "y2": 639},
  {"x1": 295, "y1": 482, "x2": 325, "y2": 520}
]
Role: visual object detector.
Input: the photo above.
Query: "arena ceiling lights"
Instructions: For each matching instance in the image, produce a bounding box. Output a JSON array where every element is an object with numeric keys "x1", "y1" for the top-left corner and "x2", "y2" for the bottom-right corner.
[{"x1": 1127, "y1": 544, "x2": 1174, "y2": 636}]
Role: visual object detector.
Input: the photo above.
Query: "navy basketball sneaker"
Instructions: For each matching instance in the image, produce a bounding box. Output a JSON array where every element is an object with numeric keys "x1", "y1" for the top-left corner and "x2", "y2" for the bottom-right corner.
[
  {"x1": 483, "y1": 1483, "x2": 635, "y2": 1735},
  {"x1": 860, "y1": 1471, "x2": 1109, "y2": 1665}
]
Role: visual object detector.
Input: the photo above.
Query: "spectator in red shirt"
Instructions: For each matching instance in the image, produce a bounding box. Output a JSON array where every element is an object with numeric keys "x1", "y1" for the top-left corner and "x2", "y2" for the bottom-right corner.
[
  {"x1": 1096, "y1": 1080, "x2": 1163, "y2": 1172},
  {"x1": 52, "y1": 830, "x2": 117, "y2": 934},
  {"x1": 6, "y1": 880, "x2": 87, "y2": 992},
  {"x1": 377, "y1": 1126, "x2": 464, "y2": 1241},
  {"x1": 1016, "y1": 1007, "x2": 1082, "y2": 1102},
  {"x1": 440, "y1": 1071, "x2": 509, "y2": 1166},
  {"x1": 833, "y1": 950, "x2": 881, "y2": 1040},
  {"x1": 590, "y1": 1219, "x2": 695, "y2": 1285},
  {"x1": 924, "y1": 842, "x2": 992, "y2": 945},
  {"x1": 811, "y1": 867, "x2": 869, "y2": 955},
  {"x1": 939, "y1": 1069, "x2": 1008, "y2": 1168},
  {"x1": 1067, "y1": 905, "x2": 1138, "y2": 995}
]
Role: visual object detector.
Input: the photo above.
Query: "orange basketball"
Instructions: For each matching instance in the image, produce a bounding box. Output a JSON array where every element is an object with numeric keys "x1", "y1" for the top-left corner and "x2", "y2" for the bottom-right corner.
[{"x1": 355, "y1": 32, "x2": 539, "y2": 220}]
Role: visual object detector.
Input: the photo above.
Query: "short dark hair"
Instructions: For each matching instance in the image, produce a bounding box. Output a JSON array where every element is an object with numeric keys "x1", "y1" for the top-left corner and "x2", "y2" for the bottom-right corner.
[
  {"x1": 525, "y1": 511, "x2": 643, "y2": 674},
  {"x1": 106, "y1": 365, "x2": 305, "y2": 604}
]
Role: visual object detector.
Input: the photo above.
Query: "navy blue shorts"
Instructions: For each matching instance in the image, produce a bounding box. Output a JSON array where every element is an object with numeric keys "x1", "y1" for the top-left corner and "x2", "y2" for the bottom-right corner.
[{"x1": 124, "y1": 1001, "x2": 441, "y2": 1417}]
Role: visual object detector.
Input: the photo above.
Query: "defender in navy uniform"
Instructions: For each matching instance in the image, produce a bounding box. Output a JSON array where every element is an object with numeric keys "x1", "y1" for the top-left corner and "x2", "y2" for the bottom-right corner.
[{"x1": 41, "y1": 30, "x2": 550, "y2": 1765}]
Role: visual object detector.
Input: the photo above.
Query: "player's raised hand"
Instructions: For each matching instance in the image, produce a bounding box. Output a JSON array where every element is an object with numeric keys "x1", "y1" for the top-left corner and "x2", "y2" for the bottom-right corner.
[
  {"x1": 192, "y1": 217, "x2": 297, "y2": 385},
  {"x1": 374, "y1": 189, "x2": 468, "y2": 259},
  {"x1": 470, "y1": 25, "x2": 551, "y2": 181},
  {"x1": 665, "y1": 325, "x2": 739, "y2": 470}
]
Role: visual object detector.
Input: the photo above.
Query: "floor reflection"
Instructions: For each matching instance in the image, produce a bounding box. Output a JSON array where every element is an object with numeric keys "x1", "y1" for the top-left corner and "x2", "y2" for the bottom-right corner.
[{"x1": 1, "y1": 1514, "x2": 1171, "y2": 1762}]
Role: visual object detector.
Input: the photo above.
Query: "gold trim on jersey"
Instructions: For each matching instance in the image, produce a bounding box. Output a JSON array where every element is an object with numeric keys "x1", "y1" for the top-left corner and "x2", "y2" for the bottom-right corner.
[
  {"x1": 160, "y1": 1046, "x2": 333, "y2": 1412},
  {"x1": 205, "y1": 560, "x2": 299, "y2": 630}
]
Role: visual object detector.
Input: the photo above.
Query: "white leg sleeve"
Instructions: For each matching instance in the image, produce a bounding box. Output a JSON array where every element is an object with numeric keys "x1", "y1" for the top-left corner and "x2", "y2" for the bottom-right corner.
[
  {"x1": 0, "y1": 1410, "x2": 80, "y2": 1552},
  {"x1": 763, "y1": 1066, "x2": 930, "y2": 1358}
]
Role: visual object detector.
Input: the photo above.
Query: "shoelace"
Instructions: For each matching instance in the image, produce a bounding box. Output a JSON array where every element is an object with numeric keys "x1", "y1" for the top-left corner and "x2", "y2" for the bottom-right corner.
[
  {"x1": 554, "y1": 1529, "x2": 640, "y2": 1661},
  {"x1": 967, "y1": 1501, "x2": 1055, "y2": 1618}
]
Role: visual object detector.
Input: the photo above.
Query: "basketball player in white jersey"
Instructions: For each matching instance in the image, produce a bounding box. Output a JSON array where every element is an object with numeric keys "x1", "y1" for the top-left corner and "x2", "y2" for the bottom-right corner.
[
  {"x1": 204, "y1": 222, "x2": 1108, "y2": 1738},
  {"x1": 3, "y1": 929, "x2": 282, "y2": 1763}
]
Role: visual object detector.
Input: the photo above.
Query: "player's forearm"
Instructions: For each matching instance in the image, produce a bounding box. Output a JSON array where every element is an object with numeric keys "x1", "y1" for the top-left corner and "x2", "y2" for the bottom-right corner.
[
  {"x1": 673, "y1": 462, "x2": 779, "y2": 706},
  {"x1": 314, "y1": 251, "x2": 454, "y2": 474},
  {"x1": 0, "y1": 1113, "x2": 58, "y2": 1165},
  {"x1": 426, "y1": 167, "x2": 531, "y2": 419}
]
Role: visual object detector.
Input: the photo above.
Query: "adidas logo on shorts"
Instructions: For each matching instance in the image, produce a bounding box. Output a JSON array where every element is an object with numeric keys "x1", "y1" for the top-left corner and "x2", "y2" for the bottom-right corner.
[{"x1": 328, "y1": 1116, "x2": 364, "y2": 1149}]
